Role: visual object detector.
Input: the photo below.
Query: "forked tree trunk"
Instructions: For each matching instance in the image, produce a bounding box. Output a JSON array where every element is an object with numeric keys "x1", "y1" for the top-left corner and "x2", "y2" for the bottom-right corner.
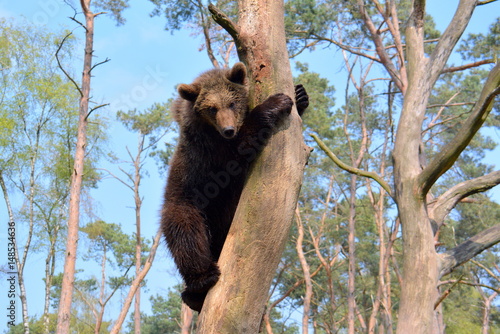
[
  {"x1": 197, "y1": 1, "x2": 310, "y2": 332},
  {"x1": 56, "y1": 1, "x2": 94, "y2": 331},
  {"x1": 394, "y1": 0, "x2": 500, "y2": 332}
]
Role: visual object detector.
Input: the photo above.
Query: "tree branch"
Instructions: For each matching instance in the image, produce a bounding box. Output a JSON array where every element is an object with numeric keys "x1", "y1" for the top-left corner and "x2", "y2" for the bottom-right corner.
[
  {"x1": 428, "y1": 0, "x2": 477, "y2": 81},
  {"x1": 429, "y1": 170, "x2": 500, "y2": 227},
  {"x1": 471, "y1": 259, "x2": 500, "y2": 283},
  {"x1": 311, "y1": 133, "x2": 393, "y2": 198},
  {"x1": 439, "y1": 224, "x2": 500, "y2": 277},
  {"x1": 441, "y1": 59, "x2": 496, "y2": 74},
  {"x1": 311, "y1": 33, "x2": 381, "y2": 63},
  {"x1": 356, "y1": 0, "x2": 405, "y2": 93},
  {"x1": 419, "y1": 62, "x2": 500, "y2": 195},
  {"x1": 90, "y1": 58, "x2": 111, "y2": 73},
  {"x1": 478, "y1": 0, "x2": 498, "y2": 5},
  {"x1": 56, "y1": 32, "x2": 83, "y2": 97},
  {"x1": 207, "y1": 4, "x2": 241, "y2": 55}
]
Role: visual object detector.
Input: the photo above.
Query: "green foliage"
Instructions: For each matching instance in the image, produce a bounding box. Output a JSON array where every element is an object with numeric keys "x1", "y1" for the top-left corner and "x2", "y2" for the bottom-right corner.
[
  {"x1": 93, "y1": 0, "x2": 130, "y2": 25},
  {"x1": 117, "y1": 102, "x2": 173, "y2": 136},
  {"x1": 5, "y1": 314, "x2": 57, "y2": 334},
  {"x1": 81, "y1": 220, "x2": 137, "y2": 268},
  {"x1": 458, "y1": 17, "x2": 500, "y2": 61}
]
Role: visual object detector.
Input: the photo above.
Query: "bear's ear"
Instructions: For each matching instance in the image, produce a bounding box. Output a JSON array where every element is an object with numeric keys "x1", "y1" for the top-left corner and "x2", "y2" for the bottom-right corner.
[
  {"x1": 178, "y1": 83, "x2": 200, "y2": 102},
  {"x1": 227, "y1": 62, "x2": 247, "y2": 85}
]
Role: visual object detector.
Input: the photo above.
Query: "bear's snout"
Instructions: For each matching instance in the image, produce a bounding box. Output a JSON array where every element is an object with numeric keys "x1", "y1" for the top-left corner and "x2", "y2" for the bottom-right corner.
[
  {"x1": 222, "y1": 126, "x2": 236, "y2": 139},
  {"x1": 216, "y1": 109, "x2": 238, "y2": 139}
]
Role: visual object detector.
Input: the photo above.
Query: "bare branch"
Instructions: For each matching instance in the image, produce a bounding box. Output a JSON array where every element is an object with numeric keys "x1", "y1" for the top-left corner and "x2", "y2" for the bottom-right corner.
[
  {"x1": 427, "y1": 102, "x2": 475, "y2": 108},
  {"x1": 356, "y1": 0, "x2": 405, "y2": 93},
  {"x1": 434, "y1": 275, "x2": 464, "y2": 309},
  {"x1": 439, "y1": 224, "x2": 500, "y2": 278},
  {"x1": 441, "y1": 59, "x2": 496, "y2": 74},
  {"x1": 208, "y1": 4, "x2": 240, "y2": 50},
  {"x1": 90, "y1": 58, "x2": 111, "y2": 73},
  {"x1": 87, "y1": 103, "x2": 109, "y2": 119},
  {"x1": 98, "y1": 168, "x2": 135, "y2": 192},
  {"x1": 439, "y1": 279, "x2": 500, "y2": 294},
  {"x1": 311, "y1": 133, "x2": 393, "y2": 198},
  {"x1": 56, "y1": 32, "x2": 83, "y2": 97},
  {"x1": 471, "y1": 260, "x2": 500, "y2": 283},
  {"x1": 478, "y1": 0, "x2": 499, "y2": 5},
  {"x1": 419, "y1": 63, "x2": 500, "y2": 194},
  {"x1": 311, "y1": 33, "x2": 381, "y2": 63},
  {"x1": 429, "y1": 170, "x2": 500, "y2": 227},
  {"x1": 428, "y1": 0, "x2": 477, "y2": 80}
]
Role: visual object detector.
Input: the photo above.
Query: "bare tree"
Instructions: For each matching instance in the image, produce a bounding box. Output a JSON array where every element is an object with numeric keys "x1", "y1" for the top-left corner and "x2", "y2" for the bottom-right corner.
[{"x1": 307, "y1": 0, "x2": 500, "y2": 331}]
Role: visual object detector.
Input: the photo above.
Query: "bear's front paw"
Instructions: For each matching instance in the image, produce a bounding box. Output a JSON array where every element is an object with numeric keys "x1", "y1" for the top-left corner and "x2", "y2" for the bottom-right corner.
[
  {"x1": 265, "y1": 93, "x2": 294, "y2": 116},
  {"x1": 295, "y1": 84, "x2": 309, "y2": 116}
]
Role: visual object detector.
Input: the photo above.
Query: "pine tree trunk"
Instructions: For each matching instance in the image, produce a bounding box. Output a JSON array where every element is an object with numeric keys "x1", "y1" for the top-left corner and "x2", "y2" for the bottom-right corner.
[
  {"x1": 196, "y1": 1, "x2": 310, "y2": 332},
  {"x1": 134, "y1": 136, "x2": 144, "y2": 334},
  {"x1": 56, "y1": 1, "x2": 94, "y2": 331}
]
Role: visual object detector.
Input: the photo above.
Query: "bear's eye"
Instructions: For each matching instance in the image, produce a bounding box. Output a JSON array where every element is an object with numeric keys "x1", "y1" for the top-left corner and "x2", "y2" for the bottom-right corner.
[
  {"x1": 208, "y1": 106, "x2": 217, "y2": 114},
  {"x1": 229, "y1": 102, "x2": 235, "y2": 109}
]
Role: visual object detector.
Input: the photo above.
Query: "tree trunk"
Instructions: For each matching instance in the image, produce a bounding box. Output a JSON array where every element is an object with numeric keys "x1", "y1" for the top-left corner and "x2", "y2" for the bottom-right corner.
[
  {"x1": 134, "y1": 135, "x2": 144, "y2": 334},
  {"x1": 394, "y1": 1, "x2": 478, "y2": 332},
  {"x1": 110, "y1": 230, "x2": 162, "y2": 334},
  {"x1": 43, "y1": 236, "x2": 57, "y2": 334},
  {"x1": 196, "y1": 1, "x2": 310, "y2": 332},
  {"x1": 347, "y1": 175, "x2": 357, "y2": 334},
  {"x1": 295, "y1": 207, "x2": 312, "y2": 334},
  {"x1": 56, "y1": 1, "x2": 94, "y2": 332},
  {"x1": 181, "y1": 303, "x2": 194, "y2": 334}
]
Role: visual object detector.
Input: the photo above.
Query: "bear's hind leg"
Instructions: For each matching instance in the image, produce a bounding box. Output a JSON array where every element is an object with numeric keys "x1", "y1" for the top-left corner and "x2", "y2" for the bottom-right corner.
[{"x1": 161, "y1": 202, "x2": 220, "y2": 311}]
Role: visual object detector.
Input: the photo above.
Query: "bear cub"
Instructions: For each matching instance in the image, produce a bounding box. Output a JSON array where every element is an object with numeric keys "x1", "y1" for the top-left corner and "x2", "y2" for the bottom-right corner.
[{"x1": 161, "y1": 62, "x2": 308, "y2": 312}]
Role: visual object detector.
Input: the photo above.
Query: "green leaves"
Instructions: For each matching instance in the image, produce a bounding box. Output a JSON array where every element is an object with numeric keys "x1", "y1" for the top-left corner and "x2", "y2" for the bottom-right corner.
[
  {"x1": 93, "y1": 0, "x2": 130, "y2": 25},
  {"x1": 458, "y1": 17, "x2": 500, "y2": 61}
]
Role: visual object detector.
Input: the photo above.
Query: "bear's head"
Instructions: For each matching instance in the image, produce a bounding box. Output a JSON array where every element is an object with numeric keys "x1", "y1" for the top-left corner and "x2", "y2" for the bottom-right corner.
[{"x1": 178, "y1": 62, "x2": 248, "y2": 139}]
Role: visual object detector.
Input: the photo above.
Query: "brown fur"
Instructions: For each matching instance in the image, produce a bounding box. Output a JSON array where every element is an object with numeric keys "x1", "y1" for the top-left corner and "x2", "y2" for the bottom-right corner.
[{"x1": 161, "y1": 62, "x2": 308, "y2": 312}]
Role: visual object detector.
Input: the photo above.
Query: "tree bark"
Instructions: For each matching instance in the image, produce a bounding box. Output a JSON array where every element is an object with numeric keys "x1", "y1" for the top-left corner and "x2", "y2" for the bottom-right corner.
[
  {"x1": 56, "y1": 1, "x2": 94, "y2": 331},
  {"x1": 393, "y1": 1, "x2": 480, "y2": 333},
  {"x1": 196, "y1": 1, "x2": 310, "y2": 332}
]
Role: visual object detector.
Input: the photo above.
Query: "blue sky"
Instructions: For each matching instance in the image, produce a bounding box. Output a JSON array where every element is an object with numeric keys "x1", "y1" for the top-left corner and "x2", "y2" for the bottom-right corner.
[{"x1": 0, "y1": 0, "x2": 499, "y2": 330}]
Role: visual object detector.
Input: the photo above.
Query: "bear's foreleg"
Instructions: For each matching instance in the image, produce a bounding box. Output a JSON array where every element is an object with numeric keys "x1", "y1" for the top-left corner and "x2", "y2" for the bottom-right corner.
[
  {"x1": 236, "y1": 93, "x2": 293, "y2": 158},
  {"x1": 162, "y1": 202, "x2": 220, "y2": 311}
]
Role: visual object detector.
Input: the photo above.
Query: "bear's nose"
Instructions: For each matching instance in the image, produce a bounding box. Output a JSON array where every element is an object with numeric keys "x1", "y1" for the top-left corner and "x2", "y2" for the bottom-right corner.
[{"x1": 222, "y1": 127, "x2": 236, "y2": 139}]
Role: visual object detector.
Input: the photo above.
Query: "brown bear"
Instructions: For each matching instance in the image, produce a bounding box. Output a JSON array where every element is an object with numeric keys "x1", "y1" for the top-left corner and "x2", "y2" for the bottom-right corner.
[{"x1": 161, "y1": 62, "x2": 308, "y2": 312}]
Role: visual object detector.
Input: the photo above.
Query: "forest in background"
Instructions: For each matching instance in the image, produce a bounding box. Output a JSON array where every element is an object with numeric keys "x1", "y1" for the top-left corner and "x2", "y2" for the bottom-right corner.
[{"x1": 1, "y1": 0, "x2": 500, "y2": 333}]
